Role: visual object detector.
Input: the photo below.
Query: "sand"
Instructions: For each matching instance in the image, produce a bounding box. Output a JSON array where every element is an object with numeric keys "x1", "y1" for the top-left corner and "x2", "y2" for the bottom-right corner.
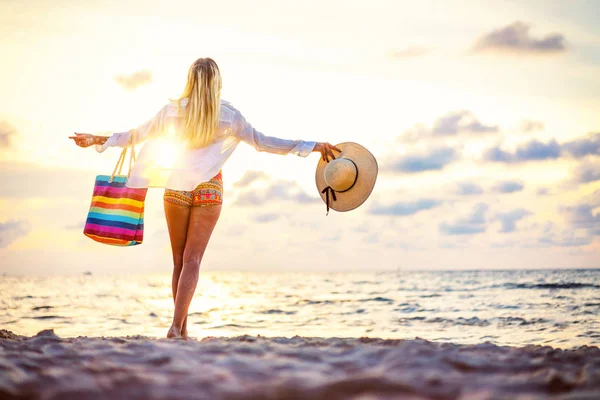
[{"x1": 1, "y1": 329, "x2": 599, "y2": 400}]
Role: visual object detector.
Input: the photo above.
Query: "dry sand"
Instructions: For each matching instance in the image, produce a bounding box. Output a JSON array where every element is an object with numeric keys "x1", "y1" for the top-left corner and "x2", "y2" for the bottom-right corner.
[{"x1": 1, "y1": 329, "x2": 599, "y2": 400}]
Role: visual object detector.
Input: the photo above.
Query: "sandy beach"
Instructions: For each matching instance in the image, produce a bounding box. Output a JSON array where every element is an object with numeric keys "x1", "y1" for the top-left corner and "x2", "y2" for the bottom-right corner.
[{"x1": 1, "y1": 329, "x2": 599, "y2": 400}]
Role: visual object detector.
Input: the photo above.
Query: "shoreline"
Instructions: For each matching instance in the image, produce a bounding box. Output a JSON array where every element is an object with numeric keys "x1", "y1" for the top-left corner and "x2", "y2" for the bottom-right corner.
[{"x1": 2, "y1": 329, "x2": 599, "y2": 399}]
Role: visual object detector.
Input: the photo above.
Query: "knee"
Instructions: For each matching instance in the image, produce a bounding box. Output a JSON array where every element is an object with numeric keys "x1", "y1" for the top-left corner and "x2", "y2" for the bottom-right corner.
[{"x1": 182, "y1": 253, "x2": 203, "y2": 269}]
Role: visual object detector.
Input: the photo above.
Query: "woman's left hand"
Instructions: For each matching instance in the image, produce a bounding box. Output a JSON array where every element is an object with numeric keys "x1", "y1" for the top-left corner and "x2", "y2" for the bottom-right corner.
[{"x1": 314, "y1": 142, "x2": 341, "y2": 162}]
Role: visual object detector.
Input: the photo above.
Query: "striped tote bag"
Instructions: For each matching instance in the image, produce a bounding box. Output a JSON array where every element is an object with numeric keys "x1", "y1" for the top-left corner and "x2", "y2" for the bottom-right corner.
[{"x1": 84, "y1": 146, "x2": 148, "y2": 246}]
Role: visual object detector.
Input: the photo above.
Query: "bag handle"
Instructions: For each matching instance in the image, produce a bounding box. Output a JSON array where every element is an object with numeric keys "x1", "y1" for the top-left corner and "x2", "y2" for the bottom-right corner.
[{"x1": 109, "y1": 136, "x2": 137, "y2": 183}]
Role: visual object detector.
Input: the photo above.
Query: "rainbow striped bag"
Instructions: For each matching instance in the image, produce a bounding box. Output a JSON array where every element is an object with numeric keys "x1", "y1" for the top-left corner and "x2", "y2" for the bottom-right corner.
[{"x1": 84, "y1": 146, "x2": 148, "y2": 246}]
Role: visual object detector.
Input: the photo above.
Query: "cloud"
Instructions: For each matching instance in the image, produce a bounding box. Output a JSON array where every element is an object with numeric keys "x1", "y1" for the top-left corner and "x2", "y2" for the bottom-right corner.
[
  {"x1": 514, "y1": 139, "x2": 562, "y2": 160},
  {"x1": 496, "y1": 208, "x2": 532, "y2": 233},
  {"x1": 432, "y1": 111, "x2": 498, "y2": 136},
  {"x1": 439, "y1": 203, "x2": 488, "y2": 235},
  {"x1": 537, "y1": 187, "x2": 551, "y2": 196},
  {"x1": 390, "y1": 46, "x2": 432, "y2": 58},
  {"x1": 401, "y1": 111, "x2": 498, "y2": 142},
  {"x1": 114, "y1": 70, "x2": 153, "y2": 91},
  {"x1": 472, "y1": 21, "x2": 566, "y2": 55},
  {"x1": 492, "y1": 180, "x2": 525, "y2": 193},
  {"x1": 387, "y1": 147, "x2": 458, "y2": 173},
  {"x1": 484, "y1": 133, "x2": 600, "y2": 163},
  {"x1": 519, "y1": 120, "x2": 545, "y2": 133},
  {"x1": 562, "y1": 203, "x2": 600, "y2": 236},
  {"x1": 0, "y1": 121, "x2": 16, "y2": 148},
  {"x1": 538, "y1": 235, "x2": 592, "y2": 247},
  {"x1": 455, "y1": 182, "x2": 484, "y2": 196},
  {"x1": 538, "y1": 221, "x2": 593, "y2": 247},
  {"x1": 0, "y1": 162, "x2": 93, "y2": 198},
  {"x1": 253, "y1": 213, "x2": 280, "y2": 223},
  {"x1": 233, "y1": 170, "x2": 269, "y2": 188},
  {"x1": 0, "y1": 219, "x2": 31, "y2": 248},
  {"x1": 572, "y1": 161, "x2": 600, "y2": 183},
  {"x1": 235, "y1": 180, "x2": 319, "y2": 206},
  {"x1": 370, "y1": 198, "x2": 443, "y2": 216},
  {"x1": 562, "y1": 133, "x2": 600, "y2": 157}
]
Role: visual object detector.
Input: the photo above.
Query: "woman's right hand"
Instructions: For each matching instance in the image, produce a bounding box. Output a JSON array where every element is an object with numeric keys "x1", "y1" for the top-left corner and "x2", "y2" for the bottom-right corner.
[{"x1": 69, "y1": 133, "x2": 96, "y2": 148}]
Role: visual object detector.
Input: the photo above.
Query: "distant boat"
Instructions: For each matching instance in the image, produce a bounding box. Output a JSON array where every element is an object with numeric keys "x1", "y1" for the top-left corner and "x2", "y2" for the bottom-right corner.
[{"x1": 83, "y1": 271, "x2": 92, "y2": 276}]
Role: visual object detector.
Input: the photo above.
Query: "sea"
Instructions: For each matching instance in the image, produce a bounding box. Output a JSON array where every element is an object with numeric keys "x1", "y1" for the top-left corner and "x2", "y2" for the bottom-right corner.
[{"x1": 1, "y1": 269, "x2": 599, "y2": 349}]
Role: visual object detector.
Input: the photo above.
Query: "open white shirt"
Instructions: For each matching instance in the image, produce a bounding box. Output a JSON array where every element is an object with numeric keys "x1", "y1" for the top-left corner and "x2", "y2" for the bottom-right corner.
[{"x1": 97, "y1": 99, "x2": 316, "y2": 190}]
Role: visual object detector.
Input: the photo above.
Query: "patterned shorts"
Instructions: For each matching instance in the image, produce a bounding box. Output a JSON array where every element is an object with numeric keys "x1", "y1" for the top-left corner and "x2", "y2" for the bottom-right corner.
[{"x1": 164, "y1": 171, "x2": 223, "y2": 207}]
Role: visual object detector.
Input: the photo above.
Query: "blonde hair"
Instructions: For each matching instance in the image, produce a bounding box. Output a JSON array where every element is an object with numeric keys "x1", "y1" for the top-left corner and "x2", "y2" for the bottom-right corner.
[{"x1": 177, "y1": 58, "x2": 222, "y2": 148}]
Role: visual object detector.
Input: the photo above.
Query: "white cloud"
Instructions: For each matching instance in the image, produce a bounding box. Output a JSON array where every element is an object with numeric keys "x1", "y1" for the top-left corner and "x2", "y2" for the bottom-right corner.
[
  {"x1": 472, "y1": 22, "x2": 566, "y2": 55},
  {"x1": 114, "y1": 70, "x2": 153, "y2": 91},
  {"x1": 0, "y1": 220, "x2": 31, "y2": 248}
]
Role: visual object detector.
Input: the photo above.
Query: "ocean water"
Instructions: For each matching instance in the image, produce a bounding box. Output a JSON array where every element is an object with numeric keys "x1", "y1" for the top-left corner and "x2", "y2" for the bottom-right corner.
[{"x1": 1, "y1": 269, "x2": 599, "y2": 348}]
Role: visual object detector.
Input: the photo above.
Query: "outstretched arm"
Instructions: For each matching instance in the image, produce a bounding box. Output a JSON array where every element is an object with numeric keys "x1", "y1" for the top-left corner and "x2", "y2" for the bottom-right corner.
[
  {"x1": 69, "y1": 105, "x2": 168, "y2": 151},
  {"x1": 234, "y1": 110, "x2": 339, "y2": 159},
  {"x1": 234, "y1": 110, "x2": 315, "y2": 156}
]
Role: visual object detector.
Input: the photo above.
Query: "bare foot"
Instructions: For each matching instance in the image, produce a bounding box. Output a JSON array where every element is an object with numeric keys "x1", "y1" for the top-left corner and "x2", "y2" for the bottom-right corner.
[{"x1": 166, "y1": 325, "x2": 182, "y2": 339}]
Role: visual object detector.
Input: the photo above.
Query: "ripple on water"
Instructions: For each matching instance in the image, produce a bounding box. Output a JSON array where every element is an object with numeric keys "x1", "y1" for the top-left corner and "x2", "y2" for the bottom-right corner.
[{"x1": 259, "y1": 309, "x2": 297, "y2": 315}]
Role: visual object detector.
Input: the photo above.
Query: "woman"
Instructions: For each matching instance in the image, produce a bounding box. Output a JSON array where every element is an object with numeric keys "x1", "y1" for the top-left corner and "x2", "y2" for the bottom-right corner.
[{"x1": 70, "y1": 57, "x2": 339, "y2": 339}]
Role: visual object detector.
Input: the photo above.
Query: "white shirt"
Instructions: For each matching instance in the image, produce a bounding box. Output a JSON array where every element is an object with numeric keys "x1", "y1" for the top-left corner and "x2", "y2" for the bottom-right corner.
[{"x1": 97, "y1": 99, "x2": 316, "y2": 190}]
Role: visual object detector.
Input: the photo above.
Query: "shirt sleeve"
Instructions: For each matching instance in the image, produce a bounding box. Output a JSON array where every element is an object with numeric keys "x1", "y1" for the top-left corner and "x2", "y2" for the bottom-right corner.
[
  {"x1": 233, "y1": 110, "x2": 316, "y2": 157},
  {"x1": 96, "y1": 105, "x2": 168, "y2": 153}
]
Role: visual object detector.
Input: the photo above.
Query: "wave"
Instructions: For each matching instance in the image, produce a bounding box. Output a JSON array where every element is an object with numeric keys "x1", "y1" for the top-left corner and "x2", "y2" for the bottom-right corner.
[
  {"x1": 259, "y1": 309, "x2": 297, "y2": 315},
  {"x1": 396, "y1": 282, "x2": 600, "y2": 292},
  {"x1": 360, "y1": 297, "x2": 394, "y2": 303},
  {"x1": 207, "y1": 323, "x2": 267, "y2": 330},
  {"x1": 397, "y1": 316, "x2": 551, "y2": 327},
  {"x1": 295, "y1": 297, "x2": 393, "y2": 306},
  {"x1": 31, "y1": 306, "x2": 54, "y2": 311},
  {"x1": 496, "y1": 317, "x2": 550, "y2": 326},
  {"x1": 503, "y1": 283, "x2": 600, "y2": 290},
  {"x1": 12, "y1": 295, "x2": 35, "y2": 300}
]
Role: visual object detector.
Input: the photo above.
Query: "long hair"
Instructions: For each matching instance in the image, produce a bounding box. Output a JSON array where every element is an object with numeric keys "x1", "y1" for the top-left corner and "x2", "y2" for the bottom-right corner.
[{"x1": 178, "y1": 58, "x2": 222, "y2": 148}]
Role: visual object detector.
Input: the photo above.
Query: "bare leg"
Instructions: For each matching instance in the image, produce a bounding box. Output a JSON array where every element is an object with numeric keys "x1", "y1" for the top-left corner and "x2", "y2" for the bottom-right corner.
[
  {"x1": 164, "y1": 201, "x2": 190, "y2": 339},
  {"x1": 169, "y1": 205, "x2": 221, "y2": 338}
]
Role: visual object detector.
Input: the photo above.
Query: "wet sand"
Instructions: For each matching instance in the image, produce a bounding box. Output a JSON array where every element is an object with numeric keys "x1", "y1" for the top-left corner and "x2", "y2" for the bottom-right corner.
[{"x1": 1, "y1": 329, "x2": 599, "y2": 400}]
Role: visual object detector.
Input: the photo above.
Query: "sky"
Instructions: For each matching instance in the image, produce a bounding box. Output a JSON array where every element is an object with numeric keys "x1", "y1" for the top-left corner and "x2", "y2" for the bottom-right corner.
[{"x1": 0, "y1": 0, "x2": 599, "y2": 275}]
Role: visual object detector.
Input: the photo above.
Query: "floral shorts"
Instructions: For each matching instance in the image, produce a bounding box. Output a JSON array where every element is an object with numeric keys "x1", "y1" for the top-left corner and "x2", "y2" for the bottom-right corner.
[{"x1": 164, "y1": 171, "x2": 223, "y2": 207}]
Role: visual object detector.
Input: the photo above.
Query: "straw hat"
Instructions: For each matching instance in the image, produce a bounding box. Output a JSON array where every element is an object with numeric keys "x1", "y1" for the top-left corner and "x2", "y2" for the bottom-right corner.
[{"x1": 315, "y1": 142, "x2": 378, "y2": 214}]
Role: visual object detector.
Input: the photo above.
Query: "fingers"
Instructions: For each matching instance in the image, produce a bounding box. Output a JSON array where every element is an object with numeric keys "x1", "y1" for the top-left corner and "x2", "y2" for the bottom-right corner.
[
  {"x1": 320, "y1": 143, "x2": 327, "y2": 162},
  {"x1": 318, "y1": 142, "x2": 341, "y2": 162},
  {"x1": 326, "y1": 143, "x2": 339, "y2": 162},
  {"x1": 69, "y1": 133, "x2": 93, "y2": 148},
  {"x1": 321, "y1": 144, "x2": 329, "y2": 162}
]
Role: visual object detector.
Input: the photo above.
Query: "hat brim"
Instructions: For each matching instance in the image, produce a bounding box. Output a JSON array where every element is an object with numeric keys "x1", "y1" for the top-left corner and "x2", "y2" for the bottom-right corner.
[{"x1": 315, "y1": 142, "x2": 378, "y2": 212}]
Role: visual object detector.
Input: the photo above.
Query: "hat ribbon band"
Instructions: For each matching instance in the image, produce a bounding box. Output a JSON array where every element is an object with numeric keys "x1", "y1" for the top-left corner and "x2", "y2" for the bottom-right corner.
[
  {"x1": 320, "y1": 159, "x2": 359, "y2": 215},
  {"x1": 321, "y1": 186, "x2": 337, "y2": 215}
]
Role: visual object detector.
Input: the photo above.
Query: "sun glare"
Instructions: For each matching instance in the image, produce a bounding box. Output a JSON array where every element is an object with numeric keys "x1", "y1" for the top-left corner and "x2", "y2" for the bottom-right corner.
[{"x1": 154, "y1": 125, "x2": 180, "y2": 169}]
